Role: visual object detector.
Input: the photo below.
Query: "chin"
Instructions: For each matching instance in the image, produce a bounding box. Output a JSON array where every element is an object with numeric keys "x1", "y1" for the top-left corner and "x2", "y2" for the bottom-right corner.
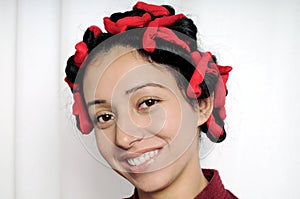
[
  {"x1": 135, "y1": 174, "x2": 171, "y2": 193},
  {"x1": 122, "y1": 165, "x2": 177, "y2": 194}
]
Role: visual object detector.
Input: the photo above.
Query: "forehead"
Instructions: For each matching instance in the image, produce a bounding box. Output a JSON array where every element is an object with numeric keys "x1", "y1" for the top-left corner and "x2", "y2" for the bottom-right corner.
[{"x1": 83, "y1": 46, "x2": 182, "y2": 103}]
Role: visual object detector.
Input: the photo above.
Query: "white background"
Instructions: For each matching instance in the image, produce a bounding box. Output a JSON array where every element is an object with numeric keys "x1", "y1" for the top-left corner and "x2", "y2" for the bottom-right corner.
[{"x1": 1, "y1": 0, "x2": 300, "y2": 198}]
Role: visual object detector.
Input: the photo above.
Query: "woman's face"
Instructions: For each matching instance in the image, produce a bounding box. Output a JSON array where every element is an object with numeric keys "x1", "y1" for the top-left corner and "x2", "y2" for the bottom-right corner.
[{"x1": 83, "y1": 46, "x2": 203, "y2": 192}]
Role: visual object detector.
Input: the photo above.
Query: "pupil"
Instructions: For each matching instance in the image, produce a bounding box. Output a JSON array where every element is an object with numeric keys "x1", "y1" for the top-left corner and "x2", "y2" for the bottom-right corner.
[
  {"x1": 103, "y1": 114, "x2": 111, "y2": 121},
  {"x1": 146, "y1": 99, "x2": 155, "y2": 106}
]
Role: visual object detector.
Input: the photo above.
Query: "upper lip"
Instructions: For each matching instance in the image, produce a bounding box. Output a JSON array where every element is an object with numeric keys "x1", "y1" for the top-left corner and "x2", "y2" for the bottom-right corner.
[{"x1": 118, "y1": 147, "x2": 162, "y2": 161}]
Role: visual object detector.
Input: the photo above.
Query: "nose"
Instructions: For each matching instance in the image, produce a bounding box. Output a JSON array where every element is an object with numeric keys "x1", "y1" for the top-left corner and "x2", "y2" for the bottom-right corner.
[
  {"x1": 115, "y1": 125, "x2": 143, "y2": 150},
  {"x1": 114, "y1": 108, "x2": 150, "y2": 149}
]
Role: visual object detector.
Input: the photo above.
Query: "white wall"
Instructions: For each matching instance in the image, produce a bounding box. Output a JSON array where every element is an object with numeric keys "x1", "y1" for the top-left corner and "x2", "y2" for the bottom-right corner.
[
  {"x1": 182, "y1": 1, "x2": 300, "y2": 198},
  {"x1": 0, "y1": 1, "x2": 17, "y2": 199},
  {"x1": 1, "y1": 0, "x2": 300, "y2": 198}
]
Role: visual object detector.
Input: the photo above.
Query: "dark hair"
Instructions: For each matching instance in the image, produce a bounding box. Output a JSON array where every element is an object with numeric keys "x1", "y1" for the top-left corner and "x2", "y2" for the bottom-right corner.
[{"x1": 65, "y1": 4, "x2": 227, "y2": 143}]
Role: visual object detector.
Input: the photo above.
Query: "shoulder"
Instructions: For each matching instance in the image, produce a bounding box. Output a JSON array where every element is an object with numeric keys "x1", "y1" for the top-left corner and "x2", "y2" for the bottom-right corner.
[
  {"x1": 124, "y1": 169, "x2": 238, "y2": 199},
  {"x1": 195, "y1": 169, "x2": 238, "y2": 199}
]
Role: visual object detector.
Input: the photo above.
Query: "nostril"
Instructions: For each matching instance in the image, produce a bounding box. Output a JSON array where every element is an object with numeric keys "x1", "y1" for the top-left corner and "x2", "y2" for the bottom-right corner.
[{"x1": 115, "y1": 126, "x2": 143, "y2": 149}]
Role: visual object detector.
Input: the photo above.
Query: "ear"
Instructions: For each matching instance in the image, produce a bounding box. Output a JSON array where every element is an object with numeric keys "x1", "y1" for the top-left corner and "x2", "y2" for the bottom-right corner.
[{"x1": 197, "y1": 96, "x2": 214, "y2": 126}]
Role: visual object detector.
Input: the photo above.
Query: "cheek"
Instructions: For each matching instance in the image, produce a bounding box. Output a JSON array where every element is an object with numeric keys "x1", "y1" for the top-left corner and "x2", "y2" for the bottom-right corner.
[
  {"x1": 150, "y1": 100, "x2": 183, "y2": 142},
  {"x1": 94, "y1": 128, "x2": 116, "y2": 160},
  {"x1": 159, "y1": 100, "x2": 199, "y2": 155}
]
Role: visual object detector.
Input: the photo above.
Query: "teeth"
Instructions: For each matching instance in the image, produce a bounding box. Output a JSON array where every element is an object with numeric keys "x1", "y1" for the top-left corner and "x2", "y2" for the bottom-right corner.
[{"x1": 126, "y1": 150, "x2": 159, "y2": 166}]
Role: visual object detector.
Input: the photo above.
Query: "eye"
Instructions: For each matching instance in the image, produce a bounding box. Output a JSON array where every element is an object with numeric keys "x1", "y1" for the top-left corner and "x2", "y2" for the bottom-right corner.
[
  {"x1": 97, "y1": 114, "x2": 114, "y2": 122},
  {"x1": 138, "y1": 98, "x2": 160, "y2": 110},
  {"x1": 95, "y1": 113, "x2": 116, "y2": 128}
]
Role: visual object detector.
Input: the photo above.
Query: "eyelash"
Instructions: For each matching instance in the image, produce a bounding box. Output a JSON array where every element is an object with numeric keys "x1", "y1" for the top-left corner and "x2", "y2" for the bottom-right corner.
[
  {"x1": 94, "y1": 112, "x2": 115, "y2": 128},
  {"x1": 93, "y1": 98, "x2": 161, "y2": 127},
  {"x1": 138, "y1": 98, "x2": 161, "y2": 110}
]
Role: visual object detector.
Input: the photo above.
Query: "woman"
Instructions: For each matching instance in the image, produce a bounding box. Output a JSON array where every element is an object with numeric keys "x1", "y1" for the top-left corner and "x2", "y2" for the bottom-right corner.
[{"x1": 64, "y1": 2, "x2": 237, "y2": 198}]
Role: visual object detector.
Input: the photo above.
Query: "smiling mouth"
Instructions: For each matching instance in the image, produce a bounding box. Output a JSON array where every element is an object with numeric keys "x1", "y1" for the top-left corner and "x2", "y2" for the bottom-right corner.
[{"x1": 126, "y1": 149, "x2": 159, "y2": 167}]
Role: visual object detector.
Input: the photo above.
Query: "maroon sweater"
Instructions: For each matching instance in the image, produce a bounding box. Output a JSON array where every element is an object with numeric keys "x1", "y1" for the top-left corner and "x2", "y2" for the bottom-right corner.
[{"x1": 124, "y1": 169, "x2": 238, "y2": 199}]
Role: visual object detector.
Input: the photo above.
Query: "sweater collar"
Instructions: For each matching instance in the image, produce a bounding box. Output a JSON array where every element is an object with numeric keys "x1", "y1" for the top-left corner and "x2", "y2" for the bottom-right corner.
[
  {"x1": 195, "y1": 169, "x2": 227, "y2": 199},
  {"x1": 125, "y1": 169, "x2": 228, "y2": 199}
]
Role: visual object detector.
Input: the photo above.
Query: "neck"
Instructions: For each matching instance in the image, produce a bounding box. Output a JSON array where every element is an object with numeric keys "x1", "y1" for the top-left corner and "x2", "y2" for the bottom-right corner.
[{"x1": 137, "y1": 147, "x2": 208, "y2": 199}]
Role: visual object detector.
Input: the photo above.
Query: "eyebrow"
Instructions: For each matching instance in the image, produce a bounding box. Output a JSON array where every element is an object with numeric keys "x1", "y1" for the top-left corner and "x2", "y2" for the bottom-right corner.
[
  {"x1": 86, "y1": 99, "x2": 106, "y2": 108},
  {"x1": 86, "y1": 83, "x2": 165, "y2": 108},
  {"x1": 125, "y1": 83, "x2": 165, "y2": 95}
]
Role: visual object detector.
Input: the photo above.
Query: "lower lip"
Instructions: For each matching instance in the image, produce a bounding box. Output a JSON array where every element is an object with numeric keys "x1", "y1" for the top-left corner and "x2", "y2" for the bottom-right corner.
[{"x1": 120, "y1": 150, "x2": 161, "y2": 173}]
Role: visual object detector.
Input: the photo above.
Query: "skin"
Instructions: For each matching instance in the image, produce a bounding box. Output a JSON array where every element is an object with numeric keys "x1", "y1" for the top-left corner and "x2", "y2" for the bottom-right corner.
[{"x1": 83, "y1": 46, "x2": 213, "y2": 199}]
